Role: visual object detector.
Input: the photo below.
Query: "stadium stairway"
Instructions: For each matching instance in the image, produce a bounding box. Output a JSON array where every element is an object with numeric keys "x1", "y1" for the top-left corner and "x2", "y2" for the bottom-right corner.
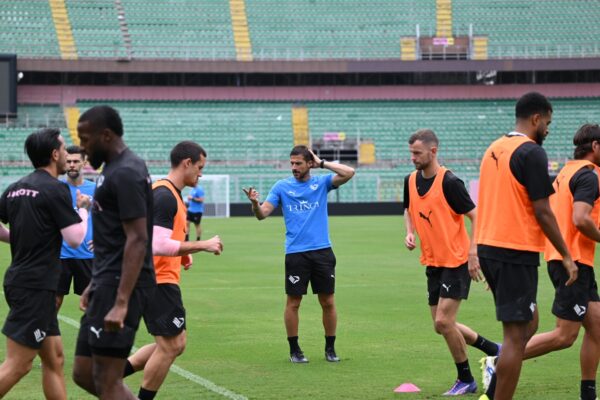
[{"x1": 48, "y1": 0, "x2": 78, "y2": 60}]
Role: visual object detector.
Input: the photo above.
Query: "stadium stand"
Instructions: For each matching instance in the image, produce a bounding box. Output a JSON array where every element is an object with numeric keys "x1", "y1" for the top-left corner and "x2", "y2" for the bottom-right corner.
[
  {"x1": 0, "y1": 1, "x2": 60, "y2": 57},
  {"x1": 453, "y1": 0, "x2": 600, "y2": 59},
  {"x1": 3, "y1": 0, "x2": 599, "y2": 60},
  {"x1": 3, "y1": 98, "x2": 600, "y2": 201},
  {"x1": 66, "y1": 0, "x2": 127, "y2": 59},
  {"x1": 121, "y1": 0, "x2": 236, "y2": 59},
  {"x1": 244, "y1": 0, "x2": 436, "y2": 60}
]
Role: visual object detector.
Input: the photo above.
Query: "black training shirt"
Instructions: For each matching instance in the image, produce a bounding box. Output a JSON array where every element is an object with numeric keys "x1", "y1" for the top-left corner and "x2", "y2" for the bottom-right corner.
[
  {"x1": 570, "y1": 167, "x2": 600, "y2": 206},
  {"x1": 0, "y1": 169, "x2": 81, "y2": 290},
  {"x1": 403, "y1": 170, "x2": 475, "y2": 215},
  {"x1": 478, "y1": 139, "x2": 555, "y2": 265},
  {"x1": 153, "y1": 182, "x2": 182, "y2": 230},
  {"x1": 91, "y1": 148, "x2": 155, "y2": 287}
]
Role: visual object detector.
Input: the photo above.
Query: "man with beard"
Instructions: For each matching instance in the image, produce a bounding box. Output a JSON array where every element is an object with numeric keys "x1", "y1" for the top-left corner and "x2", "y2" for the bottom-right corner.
[
  {"x1": 515, "y1": 123, "x2": 600, "y2": 400},
  {"x1": 477, "y1": 92, "x2": 577, "y2": 400},
  {"x1": 122, "y1": 141, "x2": 223, "y2": 400},
  {"x1": 403, "y1": 129, "x2": 500, "y2": 395},
  {"x1": 57, "y1": 145, "x2": 96, "y2": 312},
  {"x1": 0, "y1": 128, "x2": 89, "y2": 398},
  {"x1": 72, "y1": 105, "x2": 155, "y2": 400},
  {"x1": 243, "y1": 145, "x2": 355, "y2": 363}
]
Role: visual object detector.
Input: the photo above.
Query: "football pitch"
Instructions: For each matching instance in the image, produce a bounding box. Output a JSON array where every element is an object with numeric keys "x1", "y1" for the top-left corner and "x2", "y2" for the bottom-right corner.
[{"x1": 0, "y1": 215, "x2": 585, "y2": 399}]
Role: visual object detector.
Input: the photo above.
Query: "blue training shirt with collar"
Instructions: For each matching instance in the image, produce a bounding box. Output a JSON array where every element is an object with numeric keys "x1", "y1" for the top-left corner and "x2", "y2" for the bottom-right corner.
[
  {"x1": 188, "y1": 185, "x2": 205, "y2": 213},
  {"x1": 60, "y1": 179, "x2": 95, "y2": 259},
  {"x1": 266, "y1": 174, "x2": 335, "y2": 254}
]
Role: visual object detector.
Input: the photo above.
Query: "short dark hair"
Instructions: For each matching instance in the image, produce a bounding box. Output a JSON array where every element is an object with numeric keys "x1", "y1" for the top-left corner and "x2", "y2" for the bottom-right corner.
[
  {"x1": 78, "y1": 105, "x2": 124, "y2": 137},
  {"x1": 290, "y1": 145, "x2": 314, "y2": 162},
  {"x1": 66, "y1": 145, "x2": 85, "y2": 158},
  {"x1": 515, "y1": 92, "x2": 553, "y2": 120},
  {"x1": 170, "y1": 141, "x2": 206, "y2": 167},
  {"x1": 24, "y1": 128, "x2": 62, "y2": 168},
  {"x1": 573, "y1": 124, "x2": 600, "y2": 159},
  {"x1": 408, "y1": 129, "x2": 439, "y2": 146}
]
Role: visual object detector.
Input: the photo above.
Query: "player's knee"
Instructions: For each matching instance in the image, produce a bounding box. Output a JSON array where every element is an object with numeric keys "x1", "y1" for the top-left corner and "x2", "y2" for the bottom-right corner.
[
  {"x1": 319, "y1": 297, "x2": 335, "y2": 310},
  {"x1": 171, "y1": 335, "x2": 187, "y2": 357},
  {"x1": 434, "y1": 317, "x2": 453, "y2": 335},
  {"x1": 556, "y1": 330, "x2": 579, "y2": 349},
  {"x1": 45, "y1": 351, "x2": 65, "y2": 371}
]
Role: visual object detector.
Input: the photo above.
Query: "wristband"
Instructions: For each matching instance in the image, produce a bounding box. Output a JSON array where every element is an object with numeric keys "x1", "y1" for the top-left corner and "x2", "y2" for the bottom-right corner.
[{"x1": 320, "y1": 160, "x2": 325, "y2": 168}]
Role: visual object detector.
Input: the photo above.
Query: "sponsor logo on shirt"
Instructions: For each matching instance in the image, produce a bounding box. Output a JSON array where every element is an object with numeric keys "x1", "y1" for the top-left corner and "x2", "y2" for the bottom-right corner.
[
  {"x1": 7, "y1": 189, "x2": 39, "y2": 198},
  {"x1": 96, "y1": 175, "x2": 105, "y2": 187},
  {"x1": 286, "y1": 200, "x2": 320, "y2": 213}
]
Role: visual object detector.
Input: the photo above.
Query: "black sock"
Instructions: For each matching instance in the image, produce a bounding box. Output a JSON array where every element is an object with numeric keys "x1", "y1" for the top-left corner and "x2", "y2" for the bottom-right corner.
[
  {"x1": 123, "y1": 360, "x2": 135, "y2": 377},
  {"x1": 288, "y1": 336, "x2": 300, "y2": 353},
  {"x1": 486, "y1": 371, "x2": 497, "y2": 399},
  {"x1": 196, "y1": 236, "x2": 200, "y2": 241},
  {"x1": 581, "y1": 380, "x2": 596, "y2": 400},
  {"x1": 325, "y1": 335, "x2": 336, "y2": 351},
  {"x1": 138, "y1": 387, "x2": 157, "y2": 400},
  {"x1": 471, "y1": 335, "x2": 500, "y2": 356},
  {"x1": 456, "y1": 360, "x2": 474, "y2": 383},
  {"x1": 185, "y1": 234, "x2": 189, "y2": 241}
]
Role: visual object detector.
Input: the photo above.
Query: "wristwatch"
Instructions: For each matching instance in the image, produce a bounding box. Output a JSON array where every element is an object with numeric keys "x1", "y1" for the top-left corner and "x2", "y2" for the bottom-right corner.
[{"x1": 320, "y1": 159, "x2": 326, "y2": 168}]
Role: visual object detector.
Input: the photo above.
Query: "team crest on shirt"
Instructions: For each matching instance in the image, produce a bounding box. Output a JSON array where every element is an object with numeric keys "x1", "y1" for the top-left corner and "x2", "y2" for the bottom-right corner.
[{"x1": 310, "y1": 184, "x2": 318, "y2": 190}]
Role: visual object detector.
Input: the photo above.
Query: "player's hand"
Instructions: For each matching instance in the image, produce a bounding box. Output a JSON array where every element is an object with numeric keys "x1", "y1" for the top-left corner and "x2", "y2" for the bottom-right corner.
[
  {"x1": 76, "y1": 189, "x2": 91, "y2": 210},
  {"x1": 87, "y1": 239, "x2": 94, "y2": 252},
  {"x1": 204, "y1": 235, "x2": 223, "y2": 255},
  {"x1": 468, "y1": 253, "x2": 483, "y2": 282},
  {"x1": 562, "y1": 256, "x2": 578, "y2": 286},
  {"x1": 307, "y1": 149, "x2": 321, "y2": 169},
  {"x1": 79, "y1": 284, "x2": 91, "y2": 311},
  {"x1": 104, "y1": 304, "x2": 127, "y2": 332},
  {"x1": 242, "y1": 187, "x2": 260, "y2": 203},
  {"x1": 405, "y1": 233, "x2": 416, "y2": 250},
  {"x1": 181, "y1": 254, "x2": 193, "y2": 270}
]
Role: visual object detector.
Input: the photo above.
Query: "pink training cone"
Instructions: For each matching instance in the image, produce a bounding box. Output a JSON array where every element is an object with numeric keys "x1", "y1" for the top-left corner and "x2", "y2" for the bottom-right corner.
[{"x1": 394, "y1": 383, "x2": 421, "y2": 393}]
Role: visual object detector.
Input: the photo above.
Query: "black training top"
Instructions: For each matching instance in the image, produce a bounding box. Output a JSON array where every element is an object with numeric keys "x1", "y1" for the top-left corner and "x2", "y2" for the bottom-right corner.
[
  {"x1": 0, "y1": 169, "x2": 81, "y2": 290},
  {"x1": 91, "y1": 148, "x2": 155, "y2": 287},
  {"x1": 478, "y1": 140, "x2": 555, "y2": 265},
  {"x1": 153, "y1": 183, "x2": 182, "y2": 230},
  {"x1": 403, "y1": 169, "x2": 475, "y2": 215},
  {"x1": 570, "y1": 166, "x2": 600, "y2": 206}
]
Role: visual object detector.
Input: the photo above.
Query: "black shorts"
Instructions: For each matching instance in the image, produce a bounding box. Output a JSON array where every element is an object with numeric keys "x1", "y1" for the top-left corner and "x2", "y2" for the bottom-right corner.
[
  {"x1": 2, "y1": 286, "x2": 60, "y2": 349},
  {"x1": 480, "y1": 257, "x2": 538, "y2": 322},
  {"x1": 426, "y1": 263, "x2": 471, "y2": 306},
  {"x1": 187, "y1": 211, "x2": 203, "y2": 224},
  {"x1": 143, "y1": 284, "x2": 186, "y2": 337},
  {"x1": 57, "y1": 258, "x2": 93, "y2": 296},
  {"x1": 285, "y1": 248, "x2": 336, "y2": 296},
  {"x1": 75, "y1": 284, "x2": 154, "y2": 359},
  {"x1": 548, "y1": 260, "x2": 600, "y2": 321}
]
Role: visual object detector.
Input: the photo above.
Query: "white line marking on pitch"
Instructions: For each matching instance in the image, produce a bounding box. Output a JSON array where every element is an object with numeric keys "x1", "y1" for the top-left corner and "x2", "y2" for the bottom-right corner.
[{"x1": 57, "y1": 314, "x2": 248, "y2": 400}]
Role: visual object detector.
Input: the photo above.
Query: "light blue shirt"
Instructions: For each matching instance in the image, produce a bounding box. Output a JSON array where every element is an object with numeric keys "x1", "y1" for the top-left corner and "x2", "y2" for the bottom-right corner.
[
  {"x1": 188, "y1": 185, "x2": 205, "y2": 213},
  {"x1": 266, "y1": 174, "x2": 335, "y2": 254},
  {"x1": 60, "y1": 179, "x2": 95, "y2": 259}
]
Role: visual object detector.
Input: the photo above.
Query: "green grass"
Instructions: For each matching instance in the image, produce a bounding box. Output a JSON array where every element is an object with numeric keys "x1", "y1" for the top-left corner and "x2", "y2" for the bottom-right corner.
[{"x1": 0, "y1": 216, "x2": 586, "y2": 399}]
